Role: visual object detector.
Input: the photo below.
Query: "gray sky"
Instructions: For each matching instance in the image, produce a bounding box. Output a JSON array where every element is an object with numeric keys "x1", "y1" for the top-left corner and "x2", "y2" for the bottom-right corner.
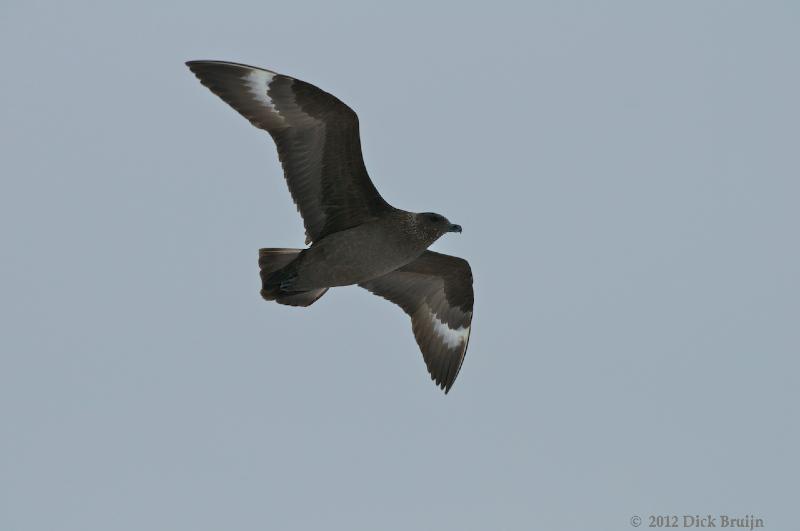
[{"x1": 1, "y1": 1, "x2": 798, "y2": 530}]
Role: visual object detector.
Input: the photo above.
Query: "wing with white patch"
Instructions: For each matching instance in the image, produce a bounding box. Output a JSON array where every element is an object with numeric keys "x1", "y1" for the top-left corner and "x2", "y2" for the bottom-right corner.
[
  {"x1": 359, "y1": 251, "x2": 474, "y2": 393},
  {"x1": 186, "y1": 60, "x2": 392, "y2": 243}
]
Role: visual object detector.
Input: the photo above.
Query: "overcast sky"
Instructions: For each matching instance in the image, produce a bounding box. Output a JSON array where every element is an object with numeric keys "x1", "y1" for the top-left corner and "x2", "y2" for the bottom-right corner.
[{"x1": 1, "y1": 1, "x2": 798, "y2": 530}]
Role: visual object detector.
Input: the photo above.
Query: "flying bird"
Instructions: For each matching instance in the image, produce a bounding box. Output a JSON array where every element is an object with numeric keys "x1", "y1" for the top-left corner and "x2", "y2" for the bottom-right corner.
[{"x1": 186, "y1": 60, "x2": 473, "y2": 393}]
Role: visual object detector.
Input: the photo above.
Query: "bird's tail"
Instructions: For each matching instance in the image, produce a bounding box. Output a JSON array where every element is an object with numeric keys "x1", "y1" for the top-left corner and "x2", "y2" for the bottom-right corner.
[{"x1": 258, "y1": 248, "x2": 328, "y2": 307}]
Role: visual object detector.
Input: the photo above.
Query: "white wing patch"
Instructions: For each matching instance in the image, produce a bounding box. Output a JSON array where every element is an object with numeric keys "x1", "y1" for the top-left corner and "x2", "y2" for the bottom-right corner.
[
  {"x1": 431, "y1": 312, "x2": 470, "y2": 349},
  {"x1": 244, "y1": 69, "x2": 278, "y2": 112}
]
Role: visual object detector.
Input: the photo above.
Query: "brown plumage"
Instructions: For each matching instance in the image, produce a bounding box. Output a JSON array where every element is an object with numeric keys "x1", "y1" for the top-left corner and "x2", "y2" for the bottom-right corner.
[{"x1": 187, "y1": 60, "x2": 474, "y2": 393}]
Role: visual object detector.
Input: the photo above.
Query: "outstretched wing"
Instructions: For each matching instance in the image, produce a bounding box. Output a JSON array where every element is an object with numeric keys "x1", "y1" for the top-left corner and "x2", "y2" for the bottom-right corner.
[
  {"x1": 186, "y1": 60, "x2": 392, "y2": 243},
  {"x1": 359, "y1": 251, "x2": 474, "y2": 393}
]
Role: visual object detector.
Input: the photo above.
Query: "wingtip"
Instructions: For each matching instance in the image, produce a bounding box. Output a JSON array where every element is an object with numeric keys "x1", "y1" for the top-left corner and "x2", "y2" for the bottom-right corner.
[
  {"x1": 185, "y1": 60, "x2": 220, "y2": 71},
  {"x1": 185, "y1": 60, "x2": 219, "y2": 71},
  {"x1": 183, "y1": 60, "x2": 279, "y2": 76},
  {"x1": 435, "y1": 375, "x2": 454, "y2": 395}
]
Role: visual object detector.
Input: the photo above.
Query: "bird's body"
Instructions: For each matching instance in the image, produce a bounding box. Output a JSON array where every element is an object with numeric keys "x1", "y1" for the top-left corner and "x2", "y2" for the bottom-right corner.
[
  {"x1": 187, "y1": 60, "x2": 474, "y2": 393},
  {"x1": 289, "y1": 211, "x2": 446, "y2": 290}
]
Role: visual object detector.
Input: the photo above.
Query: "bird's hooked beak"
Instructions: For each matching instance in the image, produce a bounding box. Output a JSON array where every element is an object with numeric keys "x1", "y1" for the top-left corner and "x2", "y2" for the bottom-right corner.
[{"x1": 448, "y1": 224, "x2": 462, "y2": 233}]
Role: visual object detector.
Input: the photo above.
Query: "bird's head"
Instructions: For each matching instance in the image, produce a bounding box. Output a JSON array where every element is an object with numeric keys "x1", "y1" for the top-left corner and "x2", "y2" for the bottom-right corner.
[{"x1": 415, "y1": 212, "x2": 462, "y2": 240}]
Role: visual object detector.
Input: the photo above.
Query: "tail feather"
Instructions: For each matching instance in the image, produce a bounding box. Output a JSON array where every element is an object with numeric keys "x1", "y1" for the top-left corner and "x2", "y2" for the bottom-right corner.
[
  {"x1": 258, "y1": 248, "x2": 328, "y2": 307},
  {"x1": 275, "y1": 289, "x2": 328, "y2": 307}
]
